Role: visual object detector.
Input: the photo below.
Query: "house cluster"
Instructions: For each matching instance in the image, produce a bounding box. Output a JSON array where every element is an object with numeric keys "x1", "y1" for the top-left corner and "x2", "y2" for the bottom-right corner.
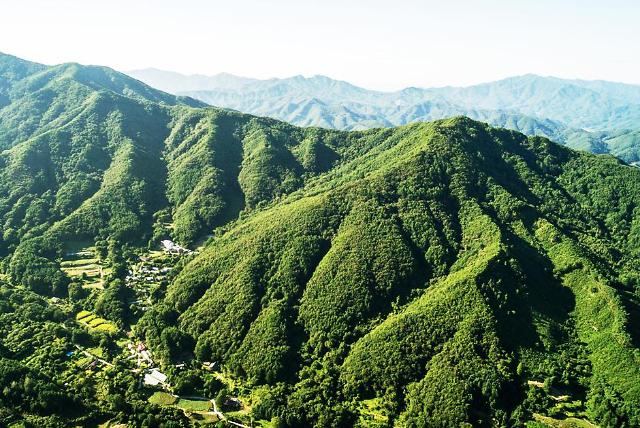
[
  {"x1": 127, "y1": 341, "x2": 154, "y2": 367},
  {"x1": 126, "y1": 265, "x2": 171, "y2": 284},
  {"x1": 126, "y1": 341, "x2": 169, "y2": 389},
  {"x1": 161, "y1": 239, "x2": 192, "y2": 255},
  {"x1": 124, "y1": 260, "x2": 173, "y2": 312}
]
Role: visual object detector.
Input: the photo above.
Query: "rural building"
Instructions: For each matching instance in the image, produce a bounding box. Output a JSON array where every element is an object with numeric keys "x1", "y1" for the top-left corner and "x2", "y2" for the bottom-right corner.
[{"x1": 144, "y1": 369, "x2": 167, "y2": 387}]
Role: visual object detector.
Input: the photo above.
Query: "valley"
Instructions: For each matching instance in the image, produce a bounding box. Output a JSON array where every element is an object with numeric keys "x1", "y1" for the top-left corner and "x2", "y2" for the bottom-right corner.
[{"x1": 1, "y1": 52, "x2": 640, "y2": 427}]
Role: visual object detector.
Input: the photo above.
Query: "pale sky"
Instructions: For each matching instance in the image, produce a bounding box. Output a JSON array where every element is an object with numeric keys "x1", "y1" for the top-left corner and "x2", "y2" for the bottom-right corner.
[{"x1": 2, "y1": 0, "x2": 639, "y2": 90}]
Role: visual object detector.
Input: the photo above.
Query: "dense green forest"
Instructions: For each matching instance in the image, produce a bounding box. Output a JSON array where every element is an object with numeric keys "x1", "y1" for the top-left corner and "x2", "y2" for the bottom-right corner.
[{"x1": 1, "y1": 53, "x2": 640, "y2": 427}]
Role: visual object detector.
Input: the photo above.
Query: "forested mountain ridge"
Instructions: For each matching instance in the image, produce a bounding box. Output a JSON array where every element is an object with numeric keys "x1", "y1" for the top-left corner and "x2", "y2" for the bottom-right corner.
[
  {"x1": 129, "y1": 68, "x2": 640, "y2": 164},
  {"x1": 1, "y1": 53, "x2": 640, "y2": 427},
  {"x1": 0, "y1": 53, "x2": 204, "y2": 150},
  {"x1": 142, "y1": 117, "x2": 640, "y2": 426},
  {"x1": 0, "y1": 53, "x2": 379, "y2": 291}
]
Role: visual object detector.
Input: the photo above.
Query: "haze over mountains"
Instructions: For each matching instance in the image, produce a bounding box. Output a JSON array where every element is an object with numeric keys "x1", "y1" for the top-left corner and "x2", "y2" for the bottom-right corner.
[
  {"x1": 2, "y1": 52, "x2": 640, "y2": 427},
  {"x1": 128, "y1": 69, "x2": 640, "y2": 164}
]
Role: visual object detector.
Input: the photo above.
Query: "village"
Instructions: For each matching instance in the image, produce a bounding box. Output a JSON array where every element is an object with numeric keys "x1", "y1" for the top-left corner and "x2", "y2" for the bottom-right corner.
[{"x1": 61, "y1": 237, "x2": 254, "y2": 426}]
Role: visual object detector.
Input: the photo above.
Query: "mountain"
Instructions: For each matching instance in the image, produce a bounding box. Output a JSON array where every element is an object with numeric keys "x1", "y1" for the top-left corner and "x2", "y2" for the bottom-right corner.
[
  {"x1": 127, "y1": 68, "x2": 258, "y2": 93},
  {"x1": 134, "y1": 115, "x2": 640, "y2": 427},
  {"x1": 425, "y1": 74, "x2": 640, "y2": 131},
  {"x1": 0, "y1": 53, "x2": 204, "y2": 152},
  {"x1": 129, "y1": 69, "x2": 640, "y2": 163},
  {"x1": 2, "y1": 53, "x2": 640, "y2": 427}
]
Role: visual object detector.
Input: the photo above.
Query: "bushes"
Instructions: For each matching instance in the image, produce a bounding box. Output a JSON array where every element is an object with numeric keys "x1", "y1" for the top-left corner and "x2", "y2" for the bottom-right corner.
[
  {"x1": 8, "y1": 239, "x2": 68, "y2": 296},
  {"x1": 172, "y1": 369, "x2": 204, "y2": 396},
  {"x1": 587, "y1": 378, "x2": 633, "y2": 427},
  {"x1": 95, "y1": 279, "x2": 133, "y2": 326},
  {"x1": 0, "y1": 358, "x2": 80, "y2": 416},
  {"x1": 68, "y1": 281, "x2": 88, "y2": 301}
]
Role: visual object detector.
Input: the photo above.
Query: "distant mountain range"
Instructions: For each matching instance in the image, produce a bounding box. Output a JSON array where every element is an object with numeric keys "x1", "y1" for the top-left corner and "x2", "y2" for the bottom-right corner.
[{"x1": 127, "y1": 69, "x2": 640, "y2": 164}]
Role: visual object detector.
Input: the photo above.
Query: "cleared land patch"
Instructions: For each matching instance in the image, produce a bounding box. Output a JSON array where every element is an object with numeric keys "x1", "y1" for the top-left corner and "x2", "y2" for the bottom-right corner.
[
  {"x1": 60, "y1": 245, "x2": 105, "y2": 289},
  {"x1": 76, "y1": 310, "x2": 118, "y2": 334}
]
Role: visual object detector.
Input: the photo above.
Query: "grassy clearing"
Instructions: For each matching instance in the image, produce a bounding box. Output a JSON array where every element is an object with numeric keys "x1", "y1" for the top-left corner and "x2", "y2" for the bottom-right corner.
[
  {"x1": 61, "y1": 258, "x2": 99, "y2": 267},
  {"x1": 62, "y1": 264, "x2": 101, "y2": 276},
  {"x1": 148, "y1": 250, "x2": 165, "y2": 260},
  {"x1": 148, "y1": 391, "x2": 177, "y2": 406},
  {"x1": 175, "y1": 398, "x2": 212, "y2": 412},
  {"x1": 148, "y1": 392, "x2": 212, "y2": 413},
  {"x1": 225, "y1": 410, "x2": 250, "y2": 421},
  {"x1": 97, "y1": 420, "x2": 127, "y2": 428},
  {"x1": 190, "y1": 412, "x2": 220, "y2": 423},
  {"x1": 357, "y1": 397, "x2": 388, "y2": 426},
  {"x1": 75, "y1": 356, "x2": 93, "y2": 367},
  {"x1": 82, "y1": 281, "x2": 105, "y2": 290},
  {"x1": 213, "y1": 371, "x2": 240, "y2": 390},
  {"x1": 87, "y1": 347, "x2": 105, "y2": 358},
  {"x1": 531, "y1": 413, "x2": 598, "y2": 428}
]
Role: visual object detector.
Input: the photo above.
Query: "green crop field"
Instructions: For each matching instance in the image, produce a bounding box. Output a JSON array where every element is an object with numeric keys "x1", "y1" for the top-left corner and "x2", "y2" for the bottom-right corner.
[
  {"x1": 175, "y1": 398, "x2": 212, "y2": 412},
  {"x1": 148, "y1": 391, "x2": 178, "y2": 406},
  {"x1": 76, "y1": 310, "x2": 118, "y2": 334}
]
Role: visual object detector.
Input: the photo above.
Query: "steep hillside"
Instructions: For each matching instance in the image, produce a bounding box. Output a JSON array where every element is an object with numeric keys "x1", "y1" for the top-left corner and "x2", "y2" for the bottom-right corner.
[
  {"x1": 139, "y1": 118, "x2": 640, "y2": 427},
  {"x1": 0, "y1": 54, "x2": 203, "y2": 151},
  {"x1": 2, "y1": 54, "x2": 640, "y2": 427},
  {"x1": 0, "y1": 53, "x2": 367, "y2": 293}
]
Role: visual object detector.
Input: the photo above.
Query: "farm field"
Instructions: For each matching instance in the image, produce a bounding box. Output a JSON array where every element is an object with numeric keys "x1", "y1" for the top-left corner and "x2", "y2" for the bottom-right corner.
[
  {"x1": 531, "y1": 414, "x2": 599, "y2": 428},
  {"x1": 76, "y1": 310, "x2": 118, "y2": 334},
  {"x1": 148, "y1": 391, "x2": 220, "y2": 424},
  {"x1": 175, "y1": 398, "x2": 212, "y2": 412},
  {"x1": 60, "y1": 244, "x2": 106, "y2": 289},
  {"x1": 148, "y1": 391, "x2": 178, "y2": 406}
]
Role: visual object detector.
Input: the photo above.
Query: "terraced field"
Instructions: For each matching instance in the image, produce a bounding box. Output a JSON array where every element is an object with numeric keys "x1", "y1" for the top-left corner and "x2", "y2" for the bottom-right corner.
[
  {"x1": 76, "y1": 310, "x2": 118, "y2": 334},
  {"x1": 60, "y1": 246, "x2": 106, "y2": 289}
]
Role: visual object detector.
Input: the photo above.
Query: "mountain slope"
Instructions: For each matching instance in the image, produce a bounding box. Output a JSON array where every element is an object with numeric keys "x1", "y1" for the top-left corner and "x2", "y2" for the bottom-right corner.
[
  {"x1": 130, "y1": 69, "x2": 640, "y2": 163},
  {"x1": 2, "y1": 54, "x2": 640, "y2": 427},
  {"x1": 140, "y1": 118, "x2": 640, "y2": 427},
  {"x1": 0, "y1": 53, "x2": 204, "y2": 151},
  {"x1": 0, "y1": 53, "x2": 362, "y2": 291}
]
